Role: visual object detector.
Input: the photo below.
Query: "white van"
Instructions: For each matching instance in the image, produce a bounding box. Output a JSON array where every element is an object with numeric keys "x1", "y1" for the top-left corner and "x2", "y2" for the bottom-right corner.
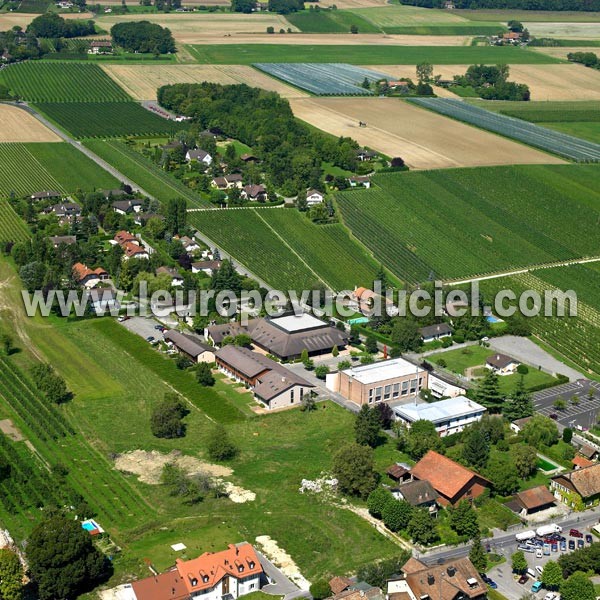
[{"x1": 527, "y1": 568, "x2": 537, "y2": 579}]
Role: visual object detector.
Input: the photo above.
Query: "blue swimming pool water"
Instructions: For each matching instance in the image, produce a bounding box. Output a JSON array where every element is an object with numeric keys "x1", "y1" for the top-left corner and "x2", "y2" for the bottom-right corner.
[
  {"x1": 82, "y1": 521, "x2": 96, "y2": 531},
  {"x1": 486, "y1": 315, "x2": 502, "y2": 323}
]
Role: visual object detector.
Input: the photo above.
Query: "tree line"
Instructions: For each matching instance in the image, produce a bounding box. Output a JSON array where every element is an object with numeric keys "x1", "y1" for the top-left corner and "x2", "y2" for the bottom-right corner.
[{"x1": 397, "y1": 0, "x2": 600, "y2": 10}]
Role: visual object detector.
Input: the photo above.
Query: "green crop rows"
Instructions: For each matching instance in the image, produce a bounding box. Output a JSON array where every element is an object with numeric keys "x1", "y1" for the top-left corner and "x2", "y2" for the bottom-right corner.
[
  {"x1": 0, "y1": 202, "x2": 29, "y2": 244},
  {"x1": 84, "y1": 140, "x2": 210, "y2": 208},
  {"x1": 189, "y1": 208, "x2": 379, "y2": 291},
  {"x1": 536, "y1": 264, "x2": 600, "y2": 312},
  {"x1": 0, "y1": 143, "x2": 118, "y2": 198},
  {"x1": 336, "y1": 165, "x2": 600, "y2": 284},
  {"x1": 0, "y1": 62, "x2": 131, "y2": 102},
  {"x1": 36, "y1": 102, "x2": 187, "y2": 139}
]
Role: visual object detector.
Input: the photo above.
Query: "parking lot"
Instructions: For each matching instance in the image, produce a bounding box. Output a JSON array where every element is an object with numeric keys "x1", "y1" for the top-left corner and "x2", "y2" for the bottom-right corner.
[
  {"x1": 534, "y1": 380, "x2": 600, "y2": 430},
  {"x1": 118, "y1": 316, "x2": 164, "y2": 342},
  {"x1": 488, "y1": 525, "x2": 597, "y2": 600}
]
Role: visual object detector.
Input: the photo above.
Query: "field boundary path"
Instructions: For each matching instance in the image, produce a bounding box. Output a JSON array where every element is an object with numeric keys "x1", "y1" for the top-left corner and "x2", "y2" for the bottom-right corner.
[
  {"x1": 444, "y1": 255, "x2": 600, "y2": 286},
  {"x1": 8, "y1": 102, "x2": 155, "y2": 199}
]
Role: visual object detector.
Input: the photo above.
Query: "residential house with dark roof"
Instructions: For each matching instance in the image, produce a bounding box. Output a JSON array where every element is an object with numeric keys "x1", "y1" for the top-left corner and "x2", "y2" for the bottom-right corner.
[
  {"x1": 356, "y1": 148, "x2": 377, "y2": 161},
  {"x1": 392, "y1": 479, "x2": 439, "y2": 511},
  {"x1": 411, "y1": 451, "x2": 491, "y2": 506},
  {"x1": 31, "y1": 190, "x2": 61, "y2": 201},
  {"x1": 215, "y1": 345, "x2": 314, "y2": 410},
  {"x1": 112, "y1": 199, "x2": 142, "y2": 215},
  {"x1": 486, "y1": 353, "x2": 520, "y2": 375},
  {"x1": 387, "y1": 557, "x2": 486, "y2": 600},
  {"x1": 165, "y1": 330, "x2": 215, "y2": 363},
  {"x1": 212, "y1": 174, "x2": 243, "y2": 190},
  {"x1": 180, "y1": 236, "x2": 200, "y2": 253},
  {"x1": 241, "y1": 184, "x2": 267, "y2": 202},
  {"x1": 386, "y1": 463, "x2": 412, "y2": 484},
  {"x1": 185, "y1": 148, "x2": 213, "y2": 166},
  {"x1": 50, "y1": 235, "x2": 76, "y2": 248},
  {"x1": 156, "y1": 266, "x2": 184, "y2": 287},
  {"x1": 131, "y1": 543, "x2": 263, "y2": 600},
  {"x1": 48, "y1": 202, "x2": 81, "y2": 223},
  {"x1": 192, "y1": 260, "x2": 222, "y2": 276},
  {"x1": 551, "y1": 463, "x2": 600, "y2": 509},
  {"x1": 419, "y1": 323, "x2": 453, "y2": 343},
  {"x1": 508, "y1": 485, "x2": 556, "y2": 516}
]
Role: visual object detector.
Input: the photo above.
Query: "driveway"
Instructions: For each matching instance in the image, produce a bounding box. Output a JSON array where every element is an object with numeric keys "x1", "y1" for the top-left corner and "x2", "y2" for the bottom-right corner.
[
  {"x1": 488, "y1": 335, "x2": 585, "y2": 381},
  {"x1": 256, "y1": 551, "x2": 309, "y2": 600},
  {"x1": 533, "y1": 380, "x2": 600, "y2": 430}
]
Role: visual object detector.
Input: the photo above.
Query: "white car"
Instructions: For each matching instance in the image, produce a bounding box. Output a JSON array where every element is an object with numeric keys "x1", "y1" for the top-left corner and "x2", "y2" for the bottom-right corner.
[
  {"x1": 536, "y1": 548, "x2": 543, "y2": 559},
  {"x1": 536, "y1": 566, "x2": 544, "y2": 576},
  {"x1": 544, "y1": 593, "x2": 556, "y2": 600}
]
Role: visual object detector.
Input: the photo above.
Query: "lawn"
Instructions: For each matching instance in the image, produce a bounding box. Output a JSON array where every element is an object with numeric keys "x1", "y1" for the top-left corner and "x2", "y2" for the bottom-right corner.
[
  {"x1": 429, "y1": 345, "x2": 559, "y2": 393},
  {"x1": 187, "y1": 44, "x2": 559, "y2": 65},
  {"x1": 0, "y1": 142, "x2": 118, "y2": 198},
  {"x1": 84, "y1": 140, "x2": 210, "y2": 208},
  {"x1": 0, "y1": 256, "x2": 402, "y2": 584}
]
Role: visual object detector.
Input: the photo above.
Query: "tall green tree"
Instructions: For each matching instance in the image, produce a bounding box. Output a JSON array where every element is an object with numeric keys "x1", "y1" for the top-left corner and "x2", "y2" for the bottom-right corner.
[
  {"x1": 560, "y1": 572, "x2": 595, "y2": 600},
  {"x1": 332, "y1": 443, "x2": 377, "y2": 498},
  {"x1": 469, "y1": 535, "x2": 487, "y2": 572},
  {"x1": 475, "y1": 368, "x2": 503, "y2": 413},
  {"x1": 0, "y1": 548, "x2": 23, "y2": 600},
  {"x1": 541, "y1": 561, "x2": 563, "y2": 591},
  {"x1": 513, "y1": 445, "x2": 537, "y2": 479},
  {"x1": 520, "y1": 415, "x2": 559, "y2": 449},
  {"x1": 355, "y1": 405, "x2": 381, "y2": 448},
  {"x1": 407, "y1": 508, "x2": 438, "y2": 546},
  {"x1": 503, "y1": 376, "x2": 533, "y2": 421},
  {"x1": 367, "y1": 487, "x2": 393, "y2": 519},
  {"x1": 485, "y1": 457, "x2": 520, "y2": 495},
  {"x1": 462, "y1": 427, "x2": 490, "y2": 470},
  {"x1": 449, "y1": 500, "x2": 479, "y2": 538},
  {"x1": 382, "y1": 500, "x2": 413, "y2": 532},
  {"x1": 404, "y1": 419, "x2": 443, "y2": 460},
  {"x1": 211, "y1": 259, "x2": 242, "y2": 294},
  {"x1": 207, "y1": 424, "x2": 239, "y2": 461},
  {"x1": 28, "y1": 513, "x2": 111, "y2": 600},
  {"x1": 512, "y1": 550, "x2": 528, "y2": 574},
  {"x1": 196, "y1": 362, "x2": 215, "y2": 387}
]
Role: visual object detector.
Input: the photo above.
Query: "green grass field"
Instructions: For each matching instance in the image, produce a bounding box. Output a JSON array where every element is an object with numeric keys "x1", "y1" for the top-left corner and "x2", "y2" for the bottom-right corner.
[
  {"x1": 457, "y1": 9, "x2": 600, "y2": 22},
  {"x1": 187, "y1": 44, "x2": 560, "y2": 65},
  {"x1": 188, "y1": 208, "x2": 381, "y2": 291},
  {"x1": 83, "y1": 140, "x2": 210, "y2": 208},
  {"x1": 35, "y1": 102, "x2": 187, "y2": 139},
  {"x1": 0, "y1": 62, "x2": 131, "y2": 102},
  {"x1": 428, "y1": 345, "x2": 558, "y2": 392},
  {"x1": 380, "y1": 23, "x2": 505, "y2": 34},
  {"x1": 0, "y1": 201, "x2": 29, "y2": 243},
  {"x1": 286, "y1": 10, "x2": 381, "y2": 33},
  {"x1": 0, "y1": 142, "x2": 118, "y2": 198},
  {"x1": 336, "y1": 165, "x2": 600, "y2": 284}
]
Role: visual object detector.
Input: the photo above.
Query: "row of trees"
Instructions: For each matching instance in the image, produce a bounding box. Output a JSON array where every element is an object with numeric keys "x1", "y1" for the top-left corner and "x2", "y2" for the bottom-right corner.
[{"x1": 567, "y1": 51, "x2": 599, "y2": 68}]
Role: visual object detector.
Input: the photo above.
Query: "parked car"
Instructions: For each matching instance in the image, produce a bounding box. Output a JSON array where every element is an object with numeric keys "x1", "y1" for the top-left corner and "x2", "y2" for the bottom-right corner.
[
  {"x1": 585, "y1": 534, "x2": 593, "y2": 544},
  {"x1": 520, "y1": 545, "x2": 535, "y2": 553},
  {"x1": 480, "y1": 574, "x2": 492, "y2": 584},
  {"x1": 551, "y1": 543, "x2": 558, "y2": 552},
  {"x1": 519, "y1": 575, "x2": 529, "y2": 585},
  {"x1": 488, "y1": 580, "x2": 498, "y2": 589},
  {"x1": 549, "y1": 413, "x2": 558, "y2": 420},
  {"x1": 568, "y1": 540, "x2": 575, "y2": 550},
  {"x1": 154, "y1": 324, "x2": 163, "y2": 330},
  {"x1": 560, "y1": 540, "x2": 566, "y2": 551},
  {"x1": 543, "y1": 544, "x2": 551, "y2": 555},
  {"x1": 536, "y1": 566, "x2": 544, "y2": 576},
  {"x1": 146, "y1": 336, "x2": 155, "y2": 343},
  {"x1": 536, "y1": 548, "x2": 543, "y2": 559},
  {"x1": 569, "y1": 529, "x2": 583, "y2": 538},
  {"x1": 544, "y1": 593, "x2": 556, "y2": 600},
  {"x1": 577, "y1": 539, "x2": 584, "y2": 548},
  {"x1": 531, "y1": 581, "x2": 543, "y2": 593}
]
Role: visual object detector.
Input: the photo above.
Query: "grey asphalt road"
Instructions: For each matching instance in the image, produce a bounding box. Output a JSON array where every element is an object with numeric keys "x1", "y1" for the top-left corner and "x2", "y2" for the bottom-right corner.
[
  {"x1": 256, "y1": 551, "x2": 309, "y2": 600},
  {"x1": 534, "y1": 380, "x2": 600, "y2": 430}
]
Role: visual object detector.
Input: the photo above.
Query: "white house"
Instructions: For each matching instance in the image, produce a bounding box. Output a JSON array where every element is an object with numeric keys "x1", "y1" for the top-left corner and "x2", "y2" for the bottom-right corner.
[
  {"x1": 130, "y1": 543, "x2": 263, "y2": 600},
  {"x1": 186, "y1": 149, "x2": 213, "y2": 166},
  {"x1": 393, "y1": 396, "x2": 486, "y2": 437},
  {"x1": 155, "y1": 266, "x2": 184, "y2": 287},
  {"x1": 347, "y1": 176, "x2": 371, "y2": 189},
  {"x1": 486, "y1": 353, "x2": 520, "y2": 375},
  {"x1": 192, "y1": 260, "x2": 222, "y2": 276},
  {"x1": 428, "y1": 373, "x2": 466, "y2": 399},
  {"x1": 180, "y1": 236, "x2": 200, "y2": 253},
  {"x1": 306, "y1": 189, "x2": 324, "y2": 205}
]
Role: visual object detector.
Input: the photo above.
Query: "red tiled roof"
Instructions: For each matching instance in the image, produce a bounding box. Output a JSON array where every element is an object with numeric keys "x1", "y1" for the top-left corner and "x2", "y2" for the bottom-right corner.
[
  {"x1": 114, "y1": 230, "x2": 137, "y2": 245},
  {"x1": 572, "y1": 456, "x2": 594, "y2": 469},
  {"x1": 411, "y1": 451, "x2": 490, "y2": 500},
  {"x1": 514, "y1": 486, "x2": 555, "y2": 510},
  {"x1": 72, "y1": 262, "x2": 107, "y2": 282},
  {"x1": 132, "y1": 569, "x2": 189, "y2": 600},
  {"x1": 124, "y1": 242, "x2": 147, "y2": 258},
  {"x1": 176, "y1": 543, "x2": 263, "y2": 595},
  {"x1": 329, "y1": 576, "x2": 353, "y2": 595}
]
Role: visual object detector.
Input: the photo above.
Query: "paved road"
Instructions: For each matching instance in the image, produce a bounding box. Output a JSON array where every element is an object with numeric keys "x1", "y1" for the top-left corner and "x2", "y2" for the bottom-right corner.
[
  {"x1": 256, "y1": 551, "x2": 309, "y2": 600},
  {"x1": 7, "y1": 102, "x2": 154, "y2": 199},
  {"x1": 488, "y1": 335, "x2": 585, "y2": 381},
  {"x1": 534, "y1": 379, "x2": 600, "y2": 430}
]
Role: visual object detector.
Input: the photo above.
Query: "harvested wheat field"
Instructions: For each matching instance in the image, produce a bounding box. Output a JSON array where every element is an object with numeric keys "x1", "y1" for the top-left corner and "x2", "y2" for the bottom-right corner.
[
  {"x1": 0, "y1": 11, "x2": 94, "y2": 30},
  {"x1": 102, "y1": 64, "x2": 308, "y2": 99},
  {"x1": 321, "y1": 0, "x2": 390, "y2": 7},
  {"x1": 531, "y1": 46, "x2": 600, "y2": 60},
  {"x1": 95, "y1": 13, "x2": 298, "y2": 42},
  {"x1": 0, "y1": 105, "x2": 61, "y2": 142},
  {"x1": 290, "y1": 97, "x2": 564, "y2": 169},
  {"x1": 185, "y1": 32, "x2": 472, "y2": 45},
  {"x1": 525, "y1": 21, "x2": 600, "y2": 39},
  {"x1": 370, "y1": 63, "x2": 600, "y2": 101}
]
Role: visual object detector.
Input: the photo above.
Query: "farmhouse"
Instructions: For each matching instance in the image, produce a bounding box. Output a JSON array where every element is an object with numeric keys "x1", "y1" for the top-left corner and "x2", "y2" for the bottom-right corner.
[
  {"x1": 164, "y1": 330, "x2": 215, "y2": 363},
  {"x1": 551, "y1": 463, "x2": 600, "y2": 509},
  {"x1": 419, "y1": 323, "x2": 453, "y2": 343},
  {"x1": 388, "y1": 557, "x2": 486, "y2": 600},
  {"x1": 215, "y1": 345, "x2": 314, "y2": 410},
  {"x1": 411, "y1": 450, "x2": 491, "y2": 506},
  {"x1": 486, "y1": 353, "x2": 520, "y2": 375},
  {"x1": 155, "y1": 266, "x2": 184, "y2": 287},
  {"x1": 72, "y1": 262, "x2": 109, "y2": 288},
  {"x1": 328, "y1": 357, "x2": 427, "y2": 407},
  {"x1": 88, "y1": 40, "x2": 112, "y2": 54},
  {"x1": 508, "y1": 485, "x2": 556, "y2": 516},
  {"x1": 207, "y1": 313, "x2": 347, "y2": 361},
  {"x1": 31, "y1": 190, "x2": 61, "y2": 202},
  {"x1": 130, "y1": 543, "x2": 263, "y2": 600},
  {"x1": 112, "y1": 199, "x2": 142, "y2": 215},
  {"x1": 306, "y1": 189, "x2": 324, "y2": 205},
  {"x1": 392, "y1": 396, "x2": 486, "y2": 437},
  {"x1": 192, "y1": 260, "x2": 222, "y2": 276},
  {"x1": 575, "y1": 443, "x2": 599, "y2": 461},
  {"x1": 186, "y1": 149, "x2": 213, "y2": 166}
]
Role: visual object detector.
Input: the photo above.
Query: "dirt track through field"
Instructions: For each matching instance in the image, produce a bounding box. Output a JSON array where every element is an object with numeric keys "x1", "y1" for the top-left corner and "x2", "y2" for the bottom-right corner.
[
  {"x1": 0, "y1": 104, "x2": 61, "y2": 142},
  {"x1": 370, "y1": 63, "x2": 600, "y2": 101},
  {"x1": 290, "y1": 97, "x2": 565, "y2": 169},
  {"x1": 102, "y1": 64, "x2": 308, "y2": 99}
]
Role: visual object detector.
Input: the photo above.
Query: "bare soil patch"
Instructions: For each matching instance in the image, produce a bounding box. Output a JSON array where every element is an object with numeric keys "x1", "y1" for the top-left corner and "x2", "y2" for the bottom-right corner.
[
  {"x1": 0, "y1": 419, "x2": 24, "y2": 442},
  {"x1": 0, "y1": 105, "x2": 61, "y2": 142},
  {"x1": 290, "y1": 96, "x2": 564, "y2": 169},
  {"x1": 114, "y1": 449, "x2": 232, "y2": 484},
  {"x1": 370, "y1": 63, "x2": 600, "y2": 101},
  {"x1": 255, "y1": 535, "x2": 310, "y2": 589},
  {"x1": 102, "y1": 64, "x2": 307, "y2": 100}
]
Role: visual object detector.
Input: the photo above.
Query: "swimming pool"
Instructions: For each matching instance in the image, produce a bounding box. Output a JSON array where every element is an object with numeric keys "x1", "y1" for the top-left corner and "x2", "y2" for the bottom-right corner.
[{"x1": 486, "y1": 315, "x2": 503, "y2": 324}]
